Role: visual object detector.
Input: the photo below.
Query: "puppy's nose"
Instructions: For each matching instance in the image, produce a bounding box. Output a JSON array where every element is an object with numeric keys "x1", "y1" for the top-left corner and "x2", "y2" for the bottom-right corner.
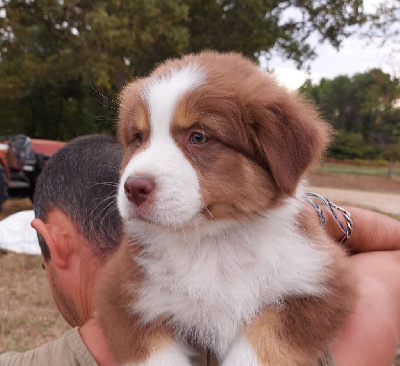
[{"x1": 124, "y1": 176, "x2": 155, "y2": 206}]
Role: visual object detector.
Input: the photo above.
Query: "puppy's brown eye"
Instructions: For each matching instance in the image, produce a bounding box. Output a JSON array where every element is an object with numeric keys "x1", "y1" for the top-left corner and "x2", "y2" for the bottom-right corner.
[{"x1": 189, "y1": 132, "x2": 208, "y2": 145}]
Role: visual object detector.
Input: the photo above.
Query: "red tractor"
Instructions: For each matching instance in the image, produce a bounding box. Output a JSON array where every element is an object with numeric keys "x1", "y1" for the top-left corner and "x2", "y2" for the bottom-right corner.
[
  {"x1": 0, "y1": 150, "x2": 9, "y2": 212},
  {"x1": 0, "y1": 135, "x2": 66, "y2": 211}
]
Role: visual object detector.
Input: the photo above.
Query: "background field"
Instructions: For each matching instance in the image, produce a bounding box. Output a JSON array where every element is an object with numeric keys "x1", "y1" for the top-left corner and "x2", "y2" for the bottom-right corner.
[
  {"x1": 312, "y1": 160, "x2": 400, "y2": 186},
  {"x1": 0, "y1": 199, "x2": 70, "y2": 354},
  {"x1": 0, "y1": 165, "x2": 399, "y2": 364}
]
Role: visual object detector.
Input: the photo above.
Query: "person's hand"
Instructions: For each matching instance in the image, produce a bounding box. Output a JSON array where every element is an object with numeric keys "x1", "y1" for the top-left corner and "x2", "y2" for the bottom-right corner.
[
  {"x1": 332, "y1": 250, "x2": 400, "y2": 366},
  {"x1": 317, "y1": 204, "x2": 400, "y2": 365}
]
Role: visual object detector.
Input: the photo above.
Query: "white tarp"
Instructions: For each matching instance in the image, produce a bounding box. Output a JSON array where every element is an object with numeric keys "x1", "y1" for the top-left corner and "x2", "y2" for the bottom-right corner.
[{"x1": 0, "y1": 210, "x2": 40, "y2": 255}]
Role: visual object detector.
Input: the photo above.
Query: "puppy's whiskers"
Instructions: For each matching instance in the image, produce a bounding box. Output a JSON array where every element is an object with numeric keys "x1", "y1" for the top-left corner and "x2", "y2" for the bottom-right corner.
[
  {"x1": 86, "y1": 181, "x2": 120, "y2": 190},
  {"x1": 190, "y1": 105, "x2": 223, "y2": 137},
  {"x1": 97, "y1": 164, "x2": 122, "y2": 173},
  {"x1": 202, "y1": 111, "x2": 223, "y2": 136},
  {"x1": 90, "y1": 84, "x2": 140, "y2": 119},
  {"x1": 90, "y1": 194, "x2": 119, "y2": 226},
  {"x1": 90, "y1": 84, "x2": 121, "y2": 112}
]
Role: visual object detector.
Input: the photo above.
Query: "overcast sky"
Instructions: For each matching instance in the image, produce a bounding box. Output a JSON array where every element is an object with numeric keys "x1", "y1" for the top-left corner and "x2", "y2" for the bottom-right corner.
[{"x1": 267, "y1": 0, "x2": 396, "y2": 89}]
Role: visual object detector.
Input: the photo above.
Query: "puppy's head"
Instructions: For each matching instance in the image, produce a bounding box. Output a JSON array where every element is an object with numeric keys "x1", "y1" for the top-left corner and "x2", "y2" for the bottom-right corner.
[{"x1": 117, "y1": 52, "x2": 330, "y2": 227}]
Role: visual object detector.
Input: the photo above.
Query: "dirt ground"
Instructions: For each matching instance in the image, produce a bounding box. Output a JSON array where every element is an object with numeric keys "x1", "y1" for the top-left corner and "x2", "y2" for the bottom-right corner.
[
  {"x1": 308, "y1": 173, "x2": 400, "y2": 218},
  {"x1": 0, "y1": 252, "x2": 70, "y2": 353},
  {"x1": 0, "y1": 199, "x2": 71, "y2": 353},
  {"x1": 308, "y1": 173, "x2": 400, "y2": 195},
  {"x1": 308, "y1": 185, "x2": 400, "y2": 216},
  {"x1": 0, "y1": 174, "x2": 399, "y2": 363}
]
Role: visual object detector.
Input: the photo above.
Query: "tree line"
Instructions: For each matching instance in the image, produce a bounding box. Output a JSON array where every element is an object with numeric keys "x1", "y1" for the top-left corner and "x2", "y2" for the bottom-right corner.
[
  {"x1": 0, "y1": 0, "x2": 399, "y2": 163},
  {"x1": 299, "y1": 69, "x2": 400, "y2": 161}
]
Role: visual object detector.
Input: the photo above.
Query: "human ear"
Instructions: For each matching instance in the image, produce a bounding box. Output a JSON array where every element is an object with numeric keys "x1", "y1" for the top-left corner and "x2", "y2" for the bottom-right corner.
[{"x1": 31, "y1": 217, "x2": 71, "y2": 269}]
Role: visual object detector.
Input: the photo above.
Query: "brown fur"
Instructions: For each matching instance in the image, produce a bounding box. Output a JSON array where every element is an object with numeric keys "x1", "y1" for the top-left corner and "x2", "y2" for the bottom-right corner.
[
  {"x1": 246, "y1": 210, "x2": 355, "y2": 365},
  {"x1": 97, "y1": 51, "x2": 355, "y2": 365},
  {"x1": 148, "y1": 51, "x2": 331, "y2": 195},
  {"x1": 96, "y1": 239, "x2": 174, "y2": 364}
]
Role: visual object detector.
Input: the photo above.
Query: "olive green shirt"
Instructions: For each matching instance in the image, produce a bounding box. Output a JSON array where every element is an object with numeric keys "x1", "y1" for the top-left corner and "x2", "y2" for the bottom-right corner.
[
  {"x1": 0, "y1": 328, "x2": 96, "y2": 366},
  {"x1": 0, "y1": 327, "x2": 335, "y2": 366}
]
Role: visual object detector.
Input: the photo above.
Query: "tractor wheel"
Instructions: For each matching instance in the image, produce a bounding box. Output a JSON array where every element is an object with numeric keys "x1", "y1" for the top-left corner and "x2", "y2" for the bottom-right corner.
[{"x1": 0, "y1": 164, "x2": 8, "y2": 212}]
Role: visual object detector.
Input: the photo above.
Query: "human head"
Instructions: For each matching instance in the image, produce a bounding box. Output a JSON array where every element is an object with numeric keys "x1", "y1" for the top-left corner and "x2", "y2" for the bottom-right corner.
[{"x1": 33, "y1": 134, "x2": 123, "y2": 262}]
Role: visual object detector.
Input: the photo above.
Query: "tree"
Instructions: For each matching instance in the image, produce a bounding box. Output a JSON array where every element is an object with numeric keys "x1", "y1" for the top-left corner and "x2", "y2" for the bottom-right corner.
[
  {"x1": 187, "y1": 0, "x2": 366, "y2": 67},
  {"x1": 0, "y1": 0, "x2": 191, "y2": 139},
  {"x1": 382, "y1": 139, "x2": 400, "y2": 178},
  {"x1": 328, "y1": 130, "x2": 373, "y2": 160},
  {"x1": 299, "y1": 69, "x2": 400, "y2": 160},
  {"x1": 362, "y1": 0, "x2": 400, "y2": 77},
  {"x1": 0, "y1": 0, "x2": 368, "y2": 140}
]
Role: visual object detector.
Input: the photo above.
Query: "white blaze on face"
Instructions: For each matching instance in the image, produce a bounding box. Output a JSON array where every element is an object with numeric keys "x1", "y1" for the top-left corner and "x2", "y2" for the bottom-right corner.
[{"x1": 118, "y1": 64, "x2": 206, "y2": 227}]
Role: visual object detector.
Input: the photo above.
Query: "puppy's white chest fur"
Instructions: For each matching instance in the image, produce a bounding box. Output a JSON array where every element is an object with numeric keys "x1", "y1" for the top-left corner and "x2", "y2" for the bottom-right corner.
[{"x1": 125, "y1": 198, "x2": 330, "y2": 358}]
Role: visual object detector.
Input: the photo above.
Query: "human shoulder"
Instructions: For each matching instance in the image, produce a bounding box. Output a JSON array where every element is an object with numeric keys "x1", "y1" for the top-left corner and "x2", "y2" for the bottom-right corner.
[{"x1": 0, "y1": 327, "x2": 97, "y2": 366}]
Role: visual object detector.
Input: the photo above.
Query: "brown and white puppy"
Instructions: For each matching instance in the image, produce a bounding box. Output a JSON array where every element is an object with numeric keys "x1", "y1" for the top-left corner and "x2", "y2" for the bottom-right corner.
[{"x1": 97, "y1": 51, "x2": 356, "y2": 366}]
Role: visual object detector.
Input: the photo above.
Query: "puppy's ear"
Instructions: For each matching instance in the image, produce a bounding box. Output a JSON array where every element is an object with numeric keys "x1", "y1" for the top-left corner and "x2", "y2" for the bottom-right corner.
[{"x1": 248, "y1": 94, "x2": 331, "y2": 195}]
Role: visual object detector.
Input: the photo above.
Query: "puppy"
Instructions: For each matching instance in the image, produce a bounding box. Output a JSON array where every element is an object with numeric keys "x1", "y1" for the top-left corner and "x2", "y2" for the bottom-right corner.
[{"x1": 96, "y1": 51, "x2": 356, "y2": 365}]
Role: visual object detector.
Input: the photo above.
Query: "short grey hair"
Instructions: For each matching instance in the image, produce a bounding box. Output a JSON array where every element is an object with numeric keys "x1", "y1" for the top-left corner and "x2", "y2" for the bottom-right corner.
[{"x1": 34, "y1": 134, "x2": 123, "y2": 261}]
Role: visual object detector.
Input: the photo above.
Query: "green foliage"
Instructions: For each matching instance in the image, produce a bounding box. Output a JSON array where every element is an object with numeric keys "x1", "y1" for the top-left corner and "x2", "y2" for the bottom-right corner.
[
  {"x1": 321, "y1": 163, "x2": 397, "y2": 177},
  {"x1": 382, "y1": 138, "x2": 400, "y2": 162},
  {"x1": 0, "y1": 0, "x2": 192, "y2": 139},
  {"x1": 300, "y1": 69, "x2": 400, "y2": 160},
  {"x1": 351, "y1": 158, "x2": 389, "y2": 167},
  {"x1": 328, "y1": 130, "x2": 374, "y2": 159},
  {"x1": 0, "y1": 0, "x2": 368, "y2": 140}
]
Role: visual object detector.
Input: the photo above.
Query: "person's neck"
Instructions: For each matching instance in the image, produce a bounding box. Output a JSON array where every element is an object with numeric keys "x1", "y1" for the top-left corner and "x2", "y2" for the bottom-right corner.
[{"x1": 79, "y1": 316, "x2": 116, "y2": 366}]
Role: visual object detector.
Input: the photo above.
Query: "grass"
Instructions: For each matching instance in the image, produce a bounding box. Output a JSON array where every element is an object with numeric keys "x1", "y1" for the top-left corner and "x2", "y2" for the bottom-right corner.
[
  {"x1": 308, "y1": 168, "x2": 400, "y2": 195},
  {"x1": 310, "y1": 158, "x2": 400, "y2": 179},
  {"x1": 321, "y1": 163, "x2": 400, "y2": 177},
  {"x1": 0, "y1": 199, "x2": 70, "y2": 354}
]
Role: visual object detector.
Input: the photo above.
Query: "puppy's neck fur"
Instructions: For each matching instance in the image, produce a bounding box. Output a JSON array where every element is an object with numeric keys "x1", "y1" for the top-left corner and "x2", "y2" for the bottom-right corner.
[{"x1": 124, "y1": 195, "x2": 331, "y2": 358}]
